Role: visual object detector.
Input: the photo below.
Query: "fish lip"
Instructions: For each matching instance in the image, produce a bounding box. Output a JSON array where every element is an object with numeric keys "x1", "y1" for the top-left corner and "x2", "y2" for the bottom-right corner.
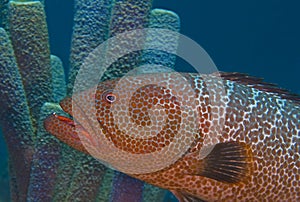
[
  {"x1": 44, "y1": 112, "x2": 93, "y2": 154},
  {"x1": 44, "y1": 112, "x2": 83, "y2": 139},
  {"x1": 53, "y1": 112, "x2": 76, "y2": 127},
  {"x1": 52, "y1": 112, "x2": 89, "y2": 136}
]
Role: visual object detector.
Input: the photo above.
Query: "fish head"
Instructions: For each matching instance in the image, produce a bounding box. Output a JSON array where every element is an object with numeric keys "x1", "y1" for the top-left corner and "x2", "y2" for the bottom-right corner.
[
  {"x1": 44, "y1": 73, "x2": 201, "y2": 174},
  {"x1": 44, "y1": 78, "x2": 120, "y2": 154}
]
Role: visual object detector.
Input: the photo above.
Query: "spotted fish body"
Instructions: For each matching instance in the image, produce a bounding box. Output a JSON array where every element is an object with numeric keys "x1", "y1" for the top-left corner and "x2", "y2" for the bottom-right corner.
[{"x1": 44, "y1": 72, "x2": 300, "y2": 201}]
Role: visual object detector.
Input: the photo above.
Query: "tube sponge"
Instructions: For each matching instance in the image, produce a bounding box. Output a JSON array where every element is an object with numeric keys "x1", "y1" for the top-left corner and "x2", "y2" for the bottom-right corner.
[
  {"x1": 138, "y1": 9, "x2": 180, "y2": 75},
  {"x1": 96, "y1": 169, "x2": 115, "y2": 201},
  {"x1": 68, "y1": 0, "x2": 114, "y2": 94},
  {"x1": 27, "y1": 55, "x2": 66, "y2": 201},
  {"x1": 27, "y1": 103, "x2": 64, "y2": 202},
  {"x1": 52, "y1": 149, "x2": 107, "y2": 201},
  {"x1": 110, "y1": 171, "x2": 144, "y2": 202},
  {"x1": 50, "y1": 55, "x2": 66, "y2": 102},
  {"x1": 109, "y1": 0, "x2": 153, "y2": 35},
  {"x1": 0, "y1": 27, "x2": 34, "y2": 202},
  {"x1": 100, "y1": 0, "x2": 153, "y2": 81},
  {"x1": 8, "y1": 1, "x2": 52, "y2": 128},
  {"x1": 53, "y1": 0, "x2": 114, "y2": 200},
  {"x1": 0, "y1": 0, "x2": 9, "y2": 30}
]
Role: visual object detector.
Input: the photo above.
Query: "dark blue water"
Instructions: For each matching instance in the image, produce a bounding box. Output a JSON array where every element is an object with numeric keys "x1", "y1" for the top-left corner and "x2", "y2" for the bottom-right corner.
[
  {"x1": 154, "y1": 0, "x2": 300, "y2": 94},
  {"x1": 46, "y1": 0, "x2": 300, "y2": 94}
]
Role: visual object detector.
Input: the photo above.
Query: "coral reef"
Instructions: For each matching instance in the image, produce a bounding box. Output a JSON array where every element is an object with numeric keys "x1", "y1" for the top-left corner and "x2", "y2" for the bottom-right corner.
[{"x1": 0, "y1": 0, "x2": 181, "y2": 201}]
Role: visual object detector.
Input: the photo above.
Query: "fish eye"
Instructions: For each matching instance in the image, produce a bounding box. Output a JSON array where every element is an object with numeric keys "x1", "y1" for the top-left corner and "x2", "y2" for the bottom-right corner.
[{"x1": 102, "y1": 90, "x2": 117, "y2": 103}]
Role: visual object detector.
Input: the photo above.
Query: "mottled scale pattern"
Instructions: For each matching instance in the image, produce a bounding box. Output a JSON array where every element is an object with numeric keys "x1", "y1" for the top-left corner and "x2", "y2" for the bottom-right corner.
[
  {"x1": 97, "y1": 82, "x2": 183, "y2": 154},
  {"x1": 45, "y1": 72, "x2": 299, "y2": 201},
  {"x1": 133, "y1": 73, "x2": 299, "y2": 201}
]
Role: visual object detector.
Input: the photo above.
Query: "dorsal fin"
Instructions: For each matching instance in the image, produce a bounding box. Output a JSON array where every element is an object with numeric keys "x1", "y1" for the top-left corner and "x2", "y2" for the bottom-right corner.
[{"x1": 213, "y1": 72, "x2": 300, "y2": 103}]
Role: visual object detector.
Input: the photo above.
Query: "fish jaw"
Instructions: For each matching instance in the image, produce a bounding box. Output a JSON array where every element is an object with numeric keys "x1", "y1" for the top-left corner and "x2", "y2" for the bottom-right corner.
[
  {"x1": 43, "y1": 110, "x2": 90, "y2": 154},
  {"x1": 44, "y1": 86, "x2": 108, "y2": 157}
]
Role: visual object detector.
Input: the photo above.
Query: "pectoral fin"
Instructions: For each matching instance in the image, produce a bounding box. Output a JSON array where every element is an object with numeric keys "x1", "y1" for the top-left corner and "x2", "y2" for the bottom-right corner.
[
  {"x1": 198, "y1": 141, "x2": 252, "y2": 183},
  {"x1": 172, "y1": 142, "x2": 252, "y2": 202}
]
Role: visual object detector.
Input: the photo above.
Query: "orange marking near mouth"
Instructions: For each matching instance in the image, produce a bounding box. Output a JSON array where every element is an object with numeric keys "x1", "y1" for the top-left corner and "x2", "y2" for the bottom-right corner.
[{"x1": 44, "y1": 113, "x2": 91, "y2": 154}]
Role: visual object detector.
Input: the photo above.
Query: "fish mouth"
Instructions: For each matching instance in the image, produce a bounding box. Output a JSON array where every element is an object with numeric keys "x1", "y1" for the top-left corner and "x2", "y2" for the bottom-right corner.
[
  {"x1": 54, "y1": 113, "x2": 76, "y2": 127},
  {"x1": 43, "y1": 102, "x2": 92, "y2": 154}
]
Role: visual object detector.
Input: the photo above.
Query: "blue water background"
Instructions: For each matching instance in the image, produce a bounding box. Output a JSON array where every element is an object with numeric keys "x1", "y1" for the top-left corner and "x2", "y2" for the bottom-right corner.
[{"x1": 46, "y1": 0, "x2": 300, "y2": 94}]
